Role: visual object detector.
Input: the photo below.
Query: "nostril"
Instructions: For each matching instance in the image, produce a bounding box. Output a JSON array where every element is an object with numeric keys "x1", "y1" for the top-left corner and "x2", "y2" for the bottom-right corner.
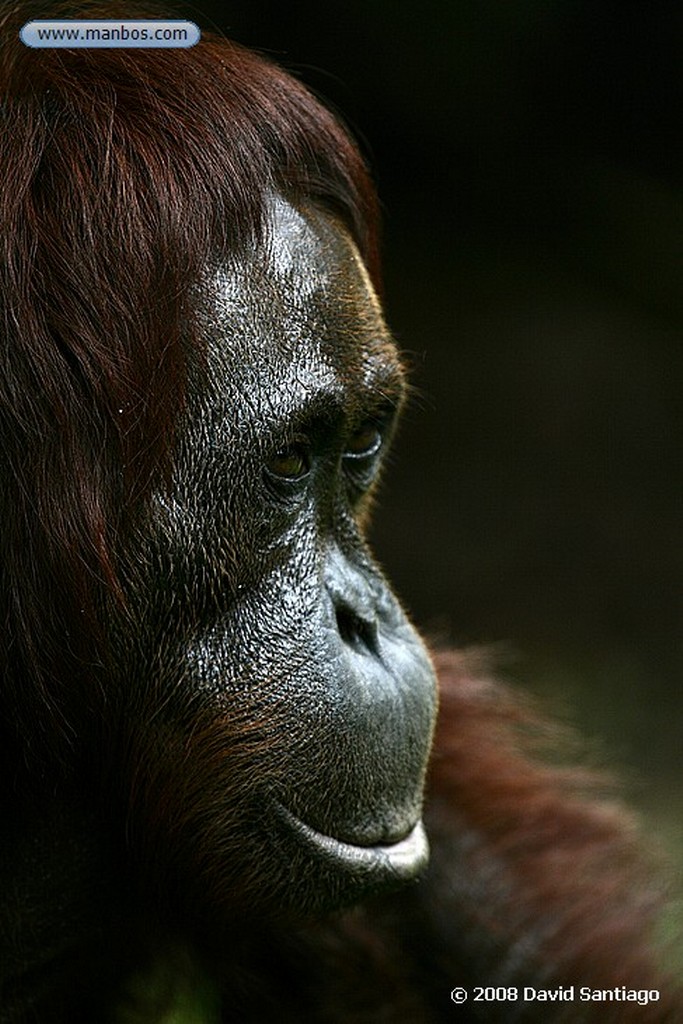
[{"x1": 335, "y1": 603, "x2": 379, "y2": 657}]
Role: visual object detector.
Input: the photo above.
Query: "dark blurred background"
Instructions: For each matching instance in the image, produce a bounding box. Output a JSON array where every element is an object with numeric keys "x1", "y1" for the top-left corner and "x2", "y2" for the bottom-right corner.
[{"x1": 190, "y1": 1, "x2": 682, "y2": 854}]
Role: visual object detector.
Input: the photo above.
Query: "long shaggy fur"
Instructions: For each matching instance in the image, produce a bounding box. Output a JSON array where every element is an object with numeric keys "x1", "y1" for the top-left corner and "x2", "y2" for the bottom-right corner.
[{"x1": 0, "y1": 2, "x2": 377, "y2": 754}]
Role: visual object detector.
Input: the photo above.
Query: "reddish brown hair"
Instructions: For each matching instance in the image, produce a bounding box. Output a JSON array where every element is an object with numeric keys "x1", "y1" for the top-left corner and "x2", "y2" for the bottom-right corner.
[{"x1": 0, "y1": 3, "x2": 379, "y2": 744}]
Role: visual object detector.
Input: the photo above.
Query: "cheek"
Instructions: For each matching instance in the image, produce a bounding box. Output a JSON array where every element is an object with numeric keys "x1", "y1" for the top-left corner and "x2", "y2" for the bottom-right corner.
[{"x1": 174, "y1": 572, "x2": 437, "y2": 833}]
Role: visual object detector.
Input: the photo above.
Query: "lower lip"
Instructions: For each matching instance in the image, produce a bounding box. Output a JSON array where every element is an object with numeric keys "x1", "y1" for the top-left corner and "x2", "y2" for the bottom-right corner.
[{"x1": 276, "y1": 805, "x2": 429, "y2": 879}]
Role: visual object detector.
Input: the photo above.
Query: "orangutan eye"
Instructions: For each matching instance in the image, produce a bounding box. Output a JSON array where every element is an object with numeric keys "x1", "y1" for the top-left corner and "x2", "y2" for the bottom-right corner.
[
  {"x1": 344, "y1": 422, "x2": 383, "y2": 460},
  {"x1": 342, "y1": 421, "x2": 385, "y2": 495},
  {"x1": 266, "y1": 444, "x2": 312, "y2": 481}
]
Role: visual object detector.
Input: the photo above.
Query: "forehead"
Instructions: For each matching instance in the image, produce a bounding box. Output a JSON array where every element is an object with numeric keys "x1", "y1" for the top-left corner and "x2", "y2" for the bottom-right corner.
[{"x1": 196, "y1": 198, "x2": 401, "y2": 420}]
